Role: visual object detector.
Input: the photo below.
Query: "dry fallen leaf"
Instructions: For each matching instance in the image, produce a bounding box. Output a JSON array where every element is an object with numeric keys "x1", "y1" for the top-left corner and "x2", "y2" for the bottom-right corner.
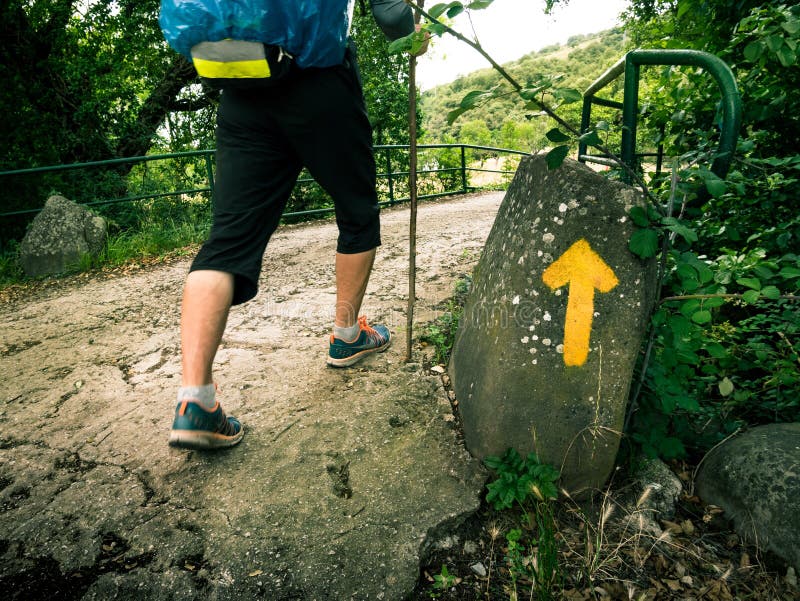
[{"x1": 664, "y1": 578, "x2": 682, "y2": 592}]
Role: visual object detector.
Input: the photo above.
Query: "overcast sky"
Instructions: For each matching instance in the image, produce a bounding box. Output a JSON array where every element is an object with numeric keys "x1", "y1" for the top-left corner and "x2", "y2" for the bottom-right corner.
[{"x1": 416, "y1": 0, "x2": 630, "y2": 90}]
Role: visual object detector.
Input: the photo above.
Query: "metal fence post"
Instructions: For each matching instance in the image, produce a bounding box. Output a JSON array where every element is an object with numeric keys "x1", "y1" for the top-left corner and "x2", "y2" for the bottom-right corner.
[
  {"x1": 385, "y1": 147, "x2": 394, "y2": 205},
  {"x1": 621, "y1": 57, "x2": 641, "y2": 184},
  {"x1": 460, "y1": 145, "x2": 467, "y2": 194},
  {"x1": 204, "y1": 153, "x2": 215, "y2": 202}
]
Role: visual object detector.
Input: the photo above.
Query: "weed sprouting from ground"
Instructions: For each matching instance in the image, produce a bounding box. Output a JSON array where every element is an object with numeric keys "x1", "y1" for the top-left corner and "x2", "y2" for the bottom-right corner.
[{"x1": 419, "y1": 274, "x2": 471, "y2": 365}]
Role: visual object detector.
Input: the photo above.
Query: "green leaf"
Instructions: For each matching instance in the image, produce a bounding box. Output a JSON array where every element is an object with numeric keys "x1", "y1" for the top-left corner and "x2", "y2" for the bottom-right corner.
[
  {"x1": 646, "y1": 205, "x2": 663, "y2": 222},
  {"x1": 777, "y1": 45, "x2": 796, "y2": 67},
  {"x1": 545, "y1": 127, "x2": 571, "y2": 143},
  {"x1": 466, "y1": 0, "x2": 495, "y2": 9},
  {"x1": 553, "y1": 88, "x2": 582, "y2": 104},
  {"x1": 736, "y1": 277, "x2": 762, "y2": 291},
  {"x1": 658, "y1": 436, "x2": 686, "y2": 460},
  {"x1": 429, "y1": 2, "x2": 461, "y2": 18},
  {"x1": 665, "y1": 222, "x2": 698, "y2": 243},
  {"x1": 754, "y1": 264, "x2": 775, "y2": 279},
  {"x1": 427, "y1": 22, "x2": 448, "y2": 36},
  {"x1": 704, "y1": 177, "x2": 726, "y2": 198},
  {"x1": 545, "y1": 145, "x2": 570, "y2": 170},
  {"x1": 520, "y1": 86, "x2": 547, "y2": 100},
  {"x1": 629, "y1": 228, "x2": 659, "y2": 259},
  {"x1": 677, "y1": 263, "x2": 699, "y2": 286},
  {"x1": 447, "y1": 4, "x2": 465, "y2": 18},
  {"x1": 703, "y1": 297, "x2": 727, "y2": 309},
  {"x1": 387, "y1": 36, "x2": 414, "y2": 54},
  {"x1": 766, "y1": 34, "x2": 785, "y2": 53},
  {"x1": 459, "y1": 89, "x2": 494, "y2": 109},
  {"x1": 761, "y1": 285, "x2": 781, "y2": 299},
  {"x1": 743, "y1": 41, "x2": 764, "y2": 62},
  {"x1": 742, "y1": 289, "x2": 761, "y2": 304},
  {"x1": 659, "y1": 394, "x2": 676, "y2": 414},
  {"x1": 691, "y1": 310, "x2": 712, "y2": 324},
  {"x1": 676, "y1": 395, "x2": 700, "y2": 412},
  {"x1": 668, "y1": 314, "x2": 692, "y2": 336},
  {"x1": 595, "y1": 120, "x2": 610, "y2": 132},
  {"x1": 579, "y1": 130, "x2": 603, "y2": 147},
  {"x1": 429, "y1": 3, "x2": 449, "y2": 18},
  {"x1": 446, "y1": 106, "x2": 468, "y2": 125},
  {"x1": 718, "y1": 377, "x2": 734, "y2": 397},
  {"x1": 679, "y1": 299, "x2": 701, "y2": 318},
  {"x1": 682, "y1": 275, "x2": 700, "y2": 292},
  {"x1": 483, "y1": 455, "x2": 503, "y2": 470},
  {"x1": 629, "y1": 206, "x2": 650, "y2": 227},
  {"x1": 694, "y1": 263, "x2": 715, "y2": 284},
  {"x1": 782, "y1": 18, "x2": 800, "y2": 35},
  {"x1": 779, "y1": 266, "x2": 800, "y2": 279},
  {"x1": 676, "y1": 349, "x2": 701, "y2": 364},
  {"x1": 706, "y1": 342, "x2": 727, "y2": 358}
]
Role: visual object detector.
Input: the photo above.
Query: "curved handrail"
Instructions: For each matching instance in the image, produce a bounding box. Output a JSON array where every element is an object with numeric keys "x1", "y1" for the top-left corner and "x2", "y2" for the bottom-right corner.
[{"x1": 580, "y1": 49, "x2": 742, "y2": 183}]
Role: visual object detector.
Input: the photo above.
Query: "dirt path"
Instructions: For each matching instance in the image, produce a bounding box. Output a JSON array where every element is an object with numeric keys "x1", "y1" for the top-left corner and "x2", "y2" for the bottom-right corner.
[{"x1": 0, "y1": 192, "x2": 502, "y2": 600}]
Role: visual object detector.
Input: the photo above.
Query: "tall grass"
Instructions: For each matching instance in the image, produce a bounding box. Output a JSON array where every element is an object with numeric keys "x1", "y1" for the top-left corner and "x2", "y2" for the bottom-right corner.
[{"x1": 83, "y1": 217, "x2": 209, "y2": 270}]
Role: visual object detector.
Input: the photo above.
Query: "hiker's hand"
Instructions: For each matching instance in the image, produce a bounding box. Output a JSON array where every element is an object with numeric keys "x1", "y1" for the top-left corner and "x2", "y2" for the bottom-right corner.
[{"x1": 411, "y1": 24, "x2": 430, "y2": 56}]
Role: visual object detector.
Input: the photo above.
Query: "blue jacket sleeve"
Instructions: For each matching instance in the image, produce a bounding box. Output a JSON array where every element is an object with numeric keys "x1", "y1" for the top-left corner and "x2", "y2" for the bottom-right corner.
[{"x1": 371, "y1": 0, "x2": 415, "y2": 41}]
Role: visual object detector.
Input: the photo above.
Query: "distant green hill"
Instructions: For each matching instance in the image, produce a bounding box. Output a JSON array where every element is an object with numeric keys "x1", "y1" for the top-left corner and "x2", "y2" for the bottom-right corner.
[{"x1": 420, "y1": 29, "x2": 627, "y2": 152}]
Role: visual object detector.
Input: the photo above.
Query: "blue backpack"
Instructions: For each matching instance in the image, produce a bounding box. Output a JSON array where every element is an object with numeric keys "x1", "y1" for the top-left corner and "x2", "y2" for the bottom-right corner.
[{"x1": 159, "y1": 0, "x2": 353, "y2": 87}]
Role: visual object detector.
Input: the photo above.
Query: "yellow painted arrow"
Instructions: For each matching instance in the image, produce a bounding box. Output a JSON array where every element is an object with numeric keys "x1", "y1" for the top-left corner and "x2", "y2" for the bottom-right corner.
[{"x1": 541, "y1": 238, "x2": 618, "y2": 367}]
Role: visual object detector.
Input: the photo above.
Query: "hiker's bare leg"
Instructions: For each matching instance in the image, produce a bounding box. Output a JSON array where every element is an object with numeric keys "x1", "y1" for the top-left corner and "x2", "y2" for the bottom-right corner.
[
  {"x1": 181, "y1": 270, "x2": 234, "y2": 386},
  {"x1": 334, "y1": 249, "x2": 376, "y2": 328}
]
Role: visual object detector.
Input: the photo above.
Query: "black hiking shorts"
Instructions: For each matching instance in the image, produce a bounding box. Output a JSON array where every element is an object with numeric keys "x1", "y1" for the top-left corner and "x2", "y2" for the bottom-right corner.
[{"x1": 190, "y1": 48, "x2": 380, "y2": 305}]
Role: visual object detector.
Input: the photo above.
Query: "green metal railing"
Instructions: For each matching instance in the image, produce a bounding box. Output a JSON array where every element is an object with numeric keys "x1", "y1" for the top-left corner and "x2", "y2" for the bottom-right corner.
[
  {"x1": 579, "y1": 49, "x2": 742, "y2": 182},
  {"x1": 0, "y1": 143, "x2": 526, "y2": 222},
  {"x1": 0, "y1": 150, "x2": 217, "y2": 218}
]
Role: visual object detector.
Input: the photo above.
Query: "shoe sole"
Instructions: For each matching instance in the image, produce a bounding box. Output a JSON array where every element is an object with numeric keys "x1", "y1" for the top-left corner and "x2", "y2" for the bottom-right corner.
[
  {"x1": 168, "y1": 427, "x2": 244, "y2": 450},
  {"x1": 326, "y1": 338, "x2": 391, "y2": 368}
]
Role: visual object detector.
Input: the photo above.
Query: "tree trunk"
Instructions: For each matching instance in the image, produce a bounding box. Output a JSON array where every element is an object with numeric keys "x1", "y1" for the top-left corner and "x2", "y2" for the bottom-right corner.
[{"x1": 116, "y1": 54, "x2": 199, "y2": 160}]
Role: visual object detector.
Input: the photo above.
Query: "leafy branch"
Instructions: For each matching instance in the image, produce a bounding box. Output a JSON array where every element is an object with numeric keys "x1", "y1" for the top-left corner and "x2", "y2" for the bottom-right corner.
[
  {"x1": 395, "y1": 0, "x2": 654, "y2": 201},
  {"x1": 658, "y1": 293, "x2": 800, "y2": 305}
]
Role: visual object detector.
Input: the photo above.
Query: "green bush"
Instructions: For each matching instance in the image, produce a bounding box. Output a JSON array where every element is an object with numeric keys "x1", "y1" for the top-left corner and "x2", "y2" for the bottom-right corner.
[{"x1": 619, "y1": 1, "x2": 800, "y2": 461}]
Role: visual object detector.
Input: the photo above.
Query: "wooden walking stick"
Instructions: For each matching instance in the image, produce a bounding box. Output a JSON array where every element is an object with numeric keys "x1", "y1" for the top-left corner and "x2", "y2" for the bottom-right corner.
[{"x1": 404, "y1": 2, "x2": 423, "y2": 362}]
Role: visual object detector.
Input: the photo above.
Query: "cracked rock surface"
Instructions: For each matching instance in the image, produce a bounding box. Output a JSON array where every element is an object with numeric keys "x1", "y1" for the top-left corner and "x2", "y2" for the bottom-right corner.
[{"x1": 0, "y1": 193, "x2": 500, "y2": 600}]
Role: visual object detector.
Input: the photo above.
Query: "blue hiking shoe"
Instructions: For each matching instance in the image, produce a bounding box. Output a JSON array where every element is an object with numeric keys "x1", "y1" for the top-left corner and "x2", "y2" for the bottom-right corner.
[
  {"x1": 327, "y1": 316, "x2": 391, "y2": 367},
  {"x1": 168, "y1": 400, "x2": 244, "y2": 450}
]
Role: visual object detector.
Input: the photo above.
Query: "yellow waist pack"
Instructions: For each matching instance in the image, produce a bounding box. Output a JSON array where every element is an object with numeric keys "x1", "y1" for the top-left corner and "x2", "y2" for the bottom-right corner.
[{"x1": 190, "y1": 40, "x2": 295, "y2": 90}]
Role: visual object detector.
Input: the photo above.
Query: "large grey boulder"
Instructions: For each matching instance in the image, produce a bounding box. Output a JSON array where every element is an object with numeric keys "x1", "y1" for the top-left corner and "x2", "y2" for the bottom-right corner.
[
  {"x1": 19, "y1": 195, "x2": 107, "y2": 277},
  {"x1": 696, "y1": 423, "x2": 800, "y2": 571},
  {"x1": 450, "y1": 155, "x2": 656, "y2": 495}
]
